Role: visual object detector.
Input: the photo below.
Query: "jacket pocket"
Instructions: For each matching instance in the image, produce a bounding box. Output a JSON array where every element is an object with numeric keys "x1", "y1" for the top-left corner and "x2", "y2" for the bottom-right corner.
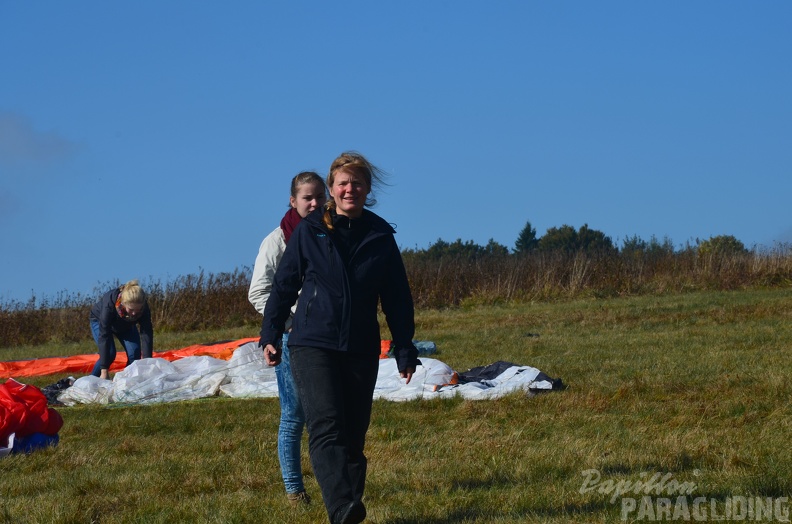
[{"x1": 303, "y1": 286, "x2": 318, "y2": 326}]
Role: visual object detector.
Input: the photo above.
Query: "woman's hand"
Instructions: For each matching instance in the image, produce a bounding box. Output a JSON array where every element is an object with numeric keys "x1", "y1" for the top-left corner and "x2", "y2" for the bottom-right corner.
[
  {"x1": 263, "y1": 344, "x2": 282, "y2": 366},
  {"x1": 400, "y1": 367, "x2": 415, "y2": 384}
]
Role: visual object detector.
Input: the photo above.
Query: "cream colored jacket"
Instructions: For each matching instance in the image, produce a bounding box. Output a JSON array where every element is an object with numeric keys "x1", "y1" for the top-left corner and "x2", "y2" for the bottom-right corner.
[{"x1": 248, "y1": 226, "x2": 295, "y2": 331}]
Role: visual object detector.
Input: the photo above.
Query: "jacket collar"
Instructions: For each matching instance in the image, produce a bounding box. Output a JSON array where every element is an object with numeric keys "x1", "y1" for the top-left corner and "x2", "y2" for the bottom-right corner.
[{"x1": 304, "y1": 207, "x2": 396, "y2": 236}]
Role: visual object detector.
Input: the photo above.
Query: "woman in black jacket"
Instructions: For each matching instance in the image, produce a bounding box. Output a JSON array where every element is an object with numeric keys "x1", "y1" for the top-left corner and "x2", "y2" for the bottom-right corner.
[
  {"x1": 260, "y1": 152, "x2": 418, "y2": 524},
  {"x1": 89, "y1": 279, "x2": 153, "y2": 379}
]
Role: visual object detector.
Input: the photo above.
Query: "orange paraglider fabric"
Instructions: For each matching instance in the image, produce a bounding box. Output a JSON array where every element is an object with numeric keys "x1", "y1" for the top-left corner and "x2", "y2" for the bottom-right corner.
[{"x1": 0, "y1": 338, "x2": 260, "y2": 379}]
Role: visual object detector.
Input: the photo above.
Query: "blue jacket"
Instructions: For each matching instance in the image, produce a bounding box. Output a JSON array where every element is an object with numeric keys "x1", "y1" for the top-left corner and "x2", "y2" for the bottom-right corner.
[
  {"x1": 260, "y1": 208, "x2": 418, "y2": 372},
  {"x1": 89, "y1": 287, "x2": 153, "y2": 368}
]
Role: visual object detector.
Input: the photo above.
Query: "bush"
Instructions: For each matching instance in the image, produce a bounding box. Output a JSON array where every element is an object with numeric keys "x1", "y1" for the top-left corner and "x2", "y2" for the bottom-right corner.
[{"x1": 3, "y1": 244, "x2": 792, "y2": 349}]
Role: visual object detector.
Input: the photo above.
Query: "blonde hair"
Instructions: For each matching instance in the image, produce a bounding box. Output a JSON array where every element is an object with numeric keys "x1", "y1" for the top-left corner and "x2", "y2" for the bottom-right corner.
[
  {"x1": 323, "y1": 151, "x2": 388, "y2": 231},
  {"x1": 120, "y1": 279, "x2": 146, "y2": 305}
]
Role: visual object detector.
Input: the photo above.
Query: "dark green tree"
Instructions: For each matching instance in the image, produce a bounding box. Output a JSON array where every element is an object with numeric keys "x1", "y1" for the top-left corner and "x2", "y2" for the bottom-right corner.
[
  {"x1": 514, "y1": 220, "x2": 539, "y2": 253},
  {"x1": 622, "y1": 234, "x2": 675, "y2": 257},
  {"x1": 484, "y1": 238, "x2": 510, "y2": 256},
  {"x1": 538, "y1": 224, "x2": 614, "y2": 254},
  {"x1": 577, "y1": 224, "x2": 616, "y2": 254},
  {"x1": 410, "y1": 238, "x2": 508, "y2": 260},
  {"x1": 538, "y1": 224, "x2": 578, "y2": 252},
  {"x1": 621, "y1": 234, "x2": 648, "y2": 256},
  {"x1": 698, "y1": 235, "x2": 748, "y2": 256},
  {"x1": 646, "y1": 236, "x2": 675, "y2": 257}
]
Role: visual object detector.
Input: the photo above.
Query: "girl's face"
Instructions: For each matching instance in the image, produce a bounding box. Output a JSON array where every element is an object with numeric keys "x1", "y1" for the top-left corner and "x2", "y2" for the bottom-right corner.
[
  {"x1": 118, "y1": 301, "x2": 145, "y2": 321},
  {"x1": 290, "y1": 181, "x2": 327, "y2": 218},
  {"x1": 330, "y1": 170, "x2": 368, "y2": 218}
]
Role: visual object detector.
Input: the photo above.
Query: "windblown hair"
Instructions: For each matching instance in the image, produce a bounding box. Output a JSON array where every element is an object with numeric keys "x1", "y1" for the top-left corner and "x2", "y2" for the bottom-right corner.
[
  {"x1": 289, "y1": 171, "x2": 326, "y2": 205},
  {"x1": 120, "y1": 279, "x2": 146, "y2": 305},
  {"x1": 323, "y1": 151, "x2": 389, "y2": 231}
]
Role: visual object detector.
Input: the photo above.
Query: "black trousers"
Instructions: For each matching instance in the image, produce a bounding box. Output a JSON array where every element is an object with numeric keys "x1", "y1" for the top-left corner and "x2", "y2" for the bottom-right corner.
[{"x1": 289, "y1": 346, "x2": 379, "y2": 520}]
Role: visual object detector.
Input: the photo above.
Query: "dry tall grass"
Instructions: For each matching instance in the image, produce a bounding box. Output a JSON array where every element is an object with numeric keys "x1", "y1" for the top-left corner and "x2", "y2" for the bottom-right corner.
[
  {"x1": 2, "y1": 247, "x2": 791, "y2": 349},
  {"x1": 403, "y1": 246, "x2": 792, "y2": 307}
]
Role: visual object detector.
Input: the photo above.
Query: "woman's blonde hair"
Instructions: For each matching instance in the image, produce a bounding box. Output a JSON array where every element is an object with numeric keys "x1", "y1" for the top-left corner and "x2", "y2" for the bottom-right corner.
[{"x1": 120, "y1": 279, "x2": 146, "y2": 305}]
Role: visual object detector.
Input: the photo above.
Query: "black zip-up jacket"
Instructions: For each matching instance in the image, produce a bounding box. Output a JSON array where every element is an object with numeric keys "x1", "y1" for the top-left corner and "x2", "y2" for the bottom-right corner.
[
  {"x1": 260, "y1": 208, "x2": 418, "y2": 372},
  {"x1": 89, "y1": 288, "x2": 154, "y2": 369}
]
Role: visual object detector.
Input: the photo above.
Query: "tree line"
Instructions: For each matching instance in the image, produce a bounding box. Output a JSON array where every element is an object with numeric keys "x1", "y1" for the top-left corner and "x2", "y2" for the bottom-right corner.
[
  {"x1": 1, "y1": 222, "x2": 789, "y2": 348},
  {"x1": 403, "y1": 220, "x2": 751, "y2": 260}
]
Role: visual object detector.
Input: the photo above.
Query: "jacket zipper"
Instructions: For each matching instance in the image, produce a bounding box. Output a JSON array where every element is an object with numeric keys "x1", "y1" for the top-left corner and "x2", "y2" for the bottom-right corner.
[{"x1": 304, "y1": 286, "x2": 317, "y2": 326}]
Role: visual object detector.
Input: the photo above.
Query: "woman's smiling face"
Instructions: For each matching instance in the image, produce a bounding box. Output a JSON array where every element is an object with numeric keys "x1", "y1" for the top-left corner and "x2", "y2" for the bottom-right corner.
[{"x1": 330, "y1": 169, "x2": 369, "y2": 218}]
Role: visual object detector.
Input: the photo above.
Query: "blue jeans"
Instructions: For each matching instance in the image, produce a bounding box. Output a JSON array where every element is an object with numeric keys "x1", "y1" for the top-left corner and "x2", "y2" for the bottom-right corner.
[
  {"x1": 276, "y1": 332, "x2": 306, "y2": 494},
  {"x1": 289, "y1": 346, "x2": 379, "y2": 520},
  {"x1": 90, "y1": 319, "x2": 142, "y2": 377}
]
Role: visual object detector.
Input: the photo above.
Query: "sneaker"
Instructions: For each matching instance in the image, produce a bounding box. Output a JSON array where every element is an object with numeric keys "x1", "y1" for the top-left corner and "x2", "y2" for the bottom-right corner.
[
  {"x1": 286, "y1": 490, "x2": 311, "y2": 506},
  {"x1": 333, "y1": 500, "x2": 366, "y2": 524}
]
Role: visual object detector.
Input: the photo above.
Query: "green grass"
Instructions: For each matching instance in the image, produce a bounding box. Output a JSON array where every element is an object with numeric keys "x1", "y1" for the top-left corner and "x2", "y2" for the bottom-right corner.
[{"x1": 2, "y1": 289, "x2": 791, "y2": 523}]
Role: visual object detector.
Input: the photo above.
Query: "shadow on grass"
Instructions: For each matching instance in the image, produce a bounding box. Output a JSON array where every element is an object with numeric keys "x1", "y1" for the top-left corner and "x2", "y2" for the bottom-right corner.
[
  {"x1": 380, "y1": 471, "x2": 617, "y2": 524},
  {"x1": 383, "y1": 500, "x2": 615, "y2": 524}
]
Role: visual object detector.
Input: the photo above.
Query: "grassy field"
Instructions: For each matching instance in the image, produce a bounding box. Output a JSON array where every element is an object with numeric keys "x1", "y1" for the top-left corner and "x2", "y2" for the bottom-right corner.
[{"x1": 1, "y1": 289, "x2": 791, "y2": 523}]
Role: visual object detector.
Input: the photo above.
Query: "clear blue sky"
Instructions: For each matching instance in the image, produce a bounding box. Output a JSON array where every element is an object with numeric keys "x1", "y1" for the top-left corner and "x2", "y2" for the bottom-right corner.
[{"x1": 1, "y1": 1, "x2": 790, "y2": 304}]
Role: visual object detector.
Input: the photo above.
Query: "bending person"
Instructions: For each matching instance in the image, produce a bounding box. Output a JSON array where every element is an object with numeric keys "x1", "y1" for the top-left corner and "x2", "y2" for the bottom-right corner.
[
  {"x1": 260, "y1": 151, "x2": 419, "y2": 524},
  {"x1": 90, "y1": 279, "x2": 153, "y2": 379},
  {"x1": 248, "y1": 171, "x2": 327, "y2": 506}
]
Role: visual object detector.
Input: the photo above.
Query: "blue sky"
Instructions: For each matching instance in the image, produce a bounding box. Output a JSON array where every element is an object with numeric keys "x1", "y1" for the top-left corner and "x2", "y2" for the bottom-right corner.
[{"x1": 1, "y1": 1, "x2": 790, "y2": 304}]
